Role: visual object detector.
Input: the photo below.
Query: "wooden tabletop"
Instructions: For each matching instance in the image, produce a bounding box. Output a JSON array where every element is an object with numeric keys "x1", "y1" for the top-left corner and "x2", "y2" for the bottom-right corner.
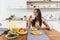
[
  {"x1": 0, "y1": 34, "x2": 27, "y2": 40},
  {"x1": 44, "y1": 29, "x2": 60, "y2": 40},
  {"x1": 0, "y1": 29, "x2": 60, "y2": 40}
]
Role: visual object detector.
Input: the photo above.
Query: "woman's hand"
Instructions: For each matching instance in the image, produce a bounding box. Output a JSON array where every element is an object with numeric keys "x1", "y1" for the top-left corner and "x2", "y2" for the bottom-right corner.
[{"x1": 35, "y1": 26, "x2": 42, "y2": 30}]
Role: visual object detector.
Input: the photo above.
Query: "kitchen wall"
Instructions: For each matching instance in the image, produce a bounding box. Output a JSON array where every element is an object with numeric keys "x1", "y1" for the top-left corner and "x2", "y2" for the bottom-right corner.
[
  {"x1": 6, "y1": 0, "x2": 27, "y2": 8},
  {"x1": 7, "y1": 2, "x2": 60, "y2": 20},
  {"x1": 0, "y1": 0, "x2": 27, "y2": 20},
  {"x1": 7, "y1": 8, "x2": 59, "y2": 20},
  {"x1": 0, "y1": 0, "x2": 58, "y2": 21},
  {"x1": 0, "y1": 0, "x2": 8, "y2": 20}
]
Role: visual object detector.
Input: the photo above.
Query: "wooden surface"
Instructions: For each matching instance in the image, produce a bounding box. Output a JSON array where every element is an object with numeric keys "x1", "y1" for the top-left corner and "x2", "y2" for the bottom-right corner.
[
  {"x1": 0, "y1": 29, "x2": 60, "y2": 40},
  {"x1": 0, "y1": 34, "x2": 27, "y2": 40},
  {"x1": 44, "y1": 29, "x2": 60, "y2": 40}
]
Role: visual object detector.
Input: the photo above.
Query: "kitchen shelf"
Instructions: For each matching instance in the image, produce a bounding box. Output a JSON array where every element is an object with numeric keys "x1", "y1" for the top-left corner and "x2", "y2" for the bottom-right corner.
[
  {"x1": 27, "y1": 1, "x2": 60, "y2": 3},
  {"x1": 27, "y1": 0, "x2": 59, "y2": 10},
  {"x1": 27, "y1": 8, "x2": 60, "y2": 10}
]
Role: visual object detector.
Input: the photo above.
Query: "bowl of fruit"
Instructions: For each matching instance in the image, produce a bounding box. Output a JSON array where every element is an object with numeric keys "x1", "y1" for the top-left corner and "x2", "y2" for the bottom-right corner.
[{"x1": 18, "y1": 28, "x2": 27, "y2": 35}]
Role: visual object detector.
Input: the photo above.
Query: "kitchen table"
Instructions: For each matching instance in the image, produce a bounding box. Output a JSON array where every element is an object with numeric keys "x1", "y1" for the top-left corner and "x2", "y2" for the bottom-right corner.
[
  {"x1": 0, "y1": 28, "x2": 27, "y2": 40},
  {"x1": 27, "y1": 30, "x2": 50, "y2": 40},
  {"x1": 0, "y1": 34, "x2": 27, "y2": 40},
  {"x1": 0, "y1": 29, "x2": 50, "y2": 40}
]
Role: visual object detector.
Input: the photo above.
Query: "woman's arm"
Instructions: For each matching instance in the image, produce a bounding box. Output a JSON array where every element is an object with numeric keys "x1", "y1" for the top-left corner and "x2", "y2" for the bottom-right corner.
[
  {"x1": 28, "y1": 20, "x2": 32, "y2": 27},
  {"x1": 28, "y1": 16, "x2": 32, "y2": 28},
  {"x1": 42, "y1": 18, "x2": 50, "y2": 29}
]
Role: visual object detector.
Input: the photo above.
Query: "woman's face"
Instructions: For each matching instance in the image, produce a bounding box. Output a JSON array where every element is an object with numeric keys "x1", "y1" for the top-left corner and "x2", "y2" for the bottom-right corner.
[{"x1": 34, "y1": 10, "x2": 38, "y2": 17}]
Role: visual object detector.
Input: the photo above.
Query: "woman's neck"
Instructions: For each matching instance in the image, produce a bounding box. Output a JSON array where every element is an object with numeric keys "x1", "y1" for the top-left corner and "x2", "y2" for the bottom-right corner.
[
  {"x1": 36, "y1": 19, "x2": 39, "y2": 22},
  {"x1": 36, "y1": 17, "x2": 39, "y2": 21}
]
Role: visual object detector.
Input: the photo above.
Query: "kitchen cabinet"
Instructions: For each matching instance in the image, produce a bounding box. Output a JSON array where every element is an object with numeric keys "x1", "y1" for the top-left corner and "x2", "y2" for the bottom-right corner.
[
  {"x1": 0, "y1": 21, "x2": 27, "y2": 29},
  {"x1": 47, "y1": 21, "x2": 60, "y2": 32},
  {"x1": 47, "y1": 21, "x2": 54, "y2": 29},
  {"x1": 0, "y1": 21, "x2": 10, "y2": 29},
  {"x1": 53, "y1": 21, "x2": 60, "y2": 32},
  {"x1": 7, "y1": 0, "x2": 27, "y2": 8}
]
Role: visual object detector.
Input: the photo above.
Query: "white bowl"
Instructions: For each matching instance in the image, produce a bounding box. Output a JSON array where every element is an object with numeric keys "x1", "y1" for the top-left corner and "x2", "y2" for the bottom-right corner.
[{"x1": 5, "y1": 34, "x2": 19, "y2": 39}]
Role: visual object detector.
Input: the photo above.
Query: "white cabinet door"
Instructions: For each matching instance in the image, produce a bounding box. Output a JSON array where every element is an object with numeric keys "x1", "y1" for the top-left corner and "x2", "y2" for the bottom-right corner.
[
  {"x1": 47, "y1": 21, "x2": 60, "y2": 32},
  {"x1": 53, "y1": 22, "x2": 60, "y2": 32},
  {"x1": 47, "y1": 21, "x2": 54, "y2": 29},
  {"x1": 7, "y1": 0, "x2": 27, "y2": 8}
]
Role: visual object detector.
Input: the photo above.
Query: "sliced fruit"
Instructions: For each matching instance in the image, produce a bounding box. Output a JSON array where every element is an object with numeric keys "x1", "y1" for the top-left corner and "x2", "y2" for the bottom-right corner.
[{"x1": 32, "y1": 30, "x2": 41, "y2": 35}]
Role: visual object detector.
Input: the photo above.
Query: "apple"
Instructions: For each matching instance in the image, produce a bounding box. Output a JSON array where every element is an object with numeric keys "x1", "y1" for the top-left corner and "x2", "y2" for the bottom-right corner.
[
  {"x1": 20, "y1": 28, "x2": 23, "y2": 30},
  {"x1": 24, "y1": 28, "x2": 26, "y2": 32}
]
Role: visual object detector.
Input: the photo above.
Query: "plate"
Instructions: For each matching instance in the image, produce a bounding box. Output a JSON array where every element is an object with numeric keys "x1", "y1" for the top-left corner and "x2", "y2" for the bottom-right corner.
[{"x1": 32, "y1": 30, "x2": 42, "y2": 35}]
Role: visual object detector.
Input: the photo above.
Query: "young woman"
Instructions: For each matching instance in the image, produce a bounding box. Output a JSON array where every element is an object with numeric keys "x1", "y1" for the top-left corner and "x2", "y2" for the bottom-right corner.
[{"x1": 28, "y1": 8, "x2": 50, "y2": 30}]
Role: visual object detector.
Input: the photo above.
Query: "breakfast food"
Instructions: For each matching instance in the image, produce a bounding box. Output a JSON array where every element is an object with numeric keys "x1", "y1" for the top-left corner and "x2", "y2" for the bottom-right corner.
[
  {"x1": 8, "y1": 31, "x2": 13, "y2": 35},
  {"x1": 32, "y1": 30, "x2": 41, "y2": 35},
  {"x1": 5, "y1": 33, "x2": 19, "y2": 39},
  {"x1": 7, "y1": 33, "x2": 17, "y2": 37}
]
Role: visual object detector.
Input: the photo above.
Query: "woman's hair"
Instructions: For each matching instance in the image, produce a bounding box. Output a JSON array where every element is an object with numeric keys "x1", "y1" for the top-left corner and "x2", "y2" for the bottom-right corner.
[{"x1": 32, "y1": 9, "x2": 42, "y2": 27}]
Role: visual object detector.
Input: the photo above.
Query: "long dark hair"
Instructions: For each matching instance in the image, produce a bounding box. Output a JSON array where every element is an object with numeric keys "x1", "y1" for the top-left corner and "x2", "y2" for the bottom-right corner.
[{"x1": 32, "y1": 9, "x2": 42, "y2": 27}]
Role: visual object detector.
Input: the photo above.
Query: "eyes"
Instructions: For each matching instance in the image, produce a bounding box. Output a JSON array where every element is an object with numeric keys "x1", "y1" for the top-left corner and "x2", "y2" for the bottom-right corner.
[{"x1": 34, "y1": 10, "x2": 38, "y2": 13}]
